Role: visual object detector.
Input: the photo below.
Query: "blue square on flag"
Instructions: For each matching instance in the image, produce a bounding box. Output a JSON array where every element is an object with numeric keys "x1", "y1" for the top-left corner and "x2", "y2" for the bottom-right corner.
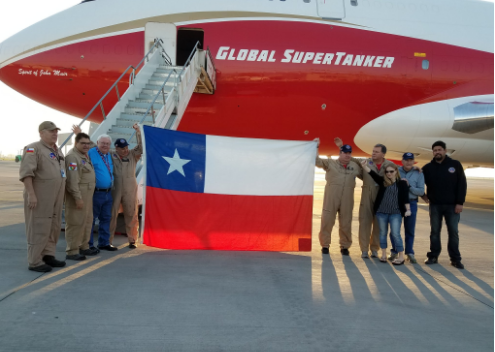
[{"x1": 143, "y1": 126, "x2": 206, "y2": 193}]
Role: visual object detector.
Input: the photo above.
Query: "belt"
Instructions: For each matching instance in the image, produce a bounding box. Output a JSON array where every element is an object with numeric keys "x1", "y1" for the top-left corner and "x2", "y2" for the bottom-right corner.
[
  {"x1": 95, "y1": 188, "x2": 111, "y2": 192},
  {"x1": 410, "y1": 198, "x2": 418, "y2": 202}
]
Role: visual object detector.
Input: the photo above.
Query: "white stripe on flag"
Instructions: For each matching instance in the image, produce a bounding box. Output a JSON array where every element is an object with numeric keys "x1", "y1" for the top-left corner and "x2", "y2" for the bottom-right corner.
[{"x1": 204, "y1": 135, "x2": 316, "y2": 196}]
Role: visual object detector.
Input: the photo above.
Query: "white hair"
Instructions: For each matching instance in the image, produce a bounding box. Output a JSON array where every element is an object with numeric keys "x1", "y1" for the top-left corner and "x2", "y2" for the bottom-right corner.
[{"x1": 97, "y1": 134, "x2": 112, "y2": 143}]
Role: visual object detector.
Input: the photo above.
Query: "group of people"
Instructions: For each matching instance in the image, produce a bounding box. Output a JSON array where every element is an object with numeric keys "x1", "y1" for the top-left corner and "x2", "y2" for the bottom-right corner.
[
  {"x1": 20, "y1": 121, "x2": 143, "y2": 272},
  {"x1": 19, "y1": 121, "x2": 468, "y2": 272},
  {"x1": 316, "y1": 138, "x2": 467, "y2": 269}
]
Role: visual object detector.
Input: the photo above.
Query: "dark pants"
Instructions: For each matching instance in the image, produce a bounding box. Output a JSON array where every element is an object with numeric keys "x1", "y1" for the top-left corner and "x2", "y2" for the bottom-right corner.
[
  {"x1": 89, "y1": 190, "x2": 113, "y2": 247},
  {"x1": 391, "y1": 200, "x2": 417, "y2": 255},
  {"x1": 427, "y1": 204, "x2": 461, "y2": 262}
]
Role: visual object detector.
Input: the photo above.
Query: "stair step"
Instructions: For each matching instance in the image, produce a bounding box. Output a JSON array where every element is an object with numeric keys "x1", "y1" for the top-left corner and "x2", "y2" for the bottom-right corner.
[
  {"x1": 125, "y1": 106, "x2": 163, "y2": 115},
  {"x1": 148, "y1": 79, "x2": 177, "y2": 87},
  {"x1": 108, "y1": 126, "x2": 135, "y2": 134},
  {"x1": 145, "y1": 82, "x2": 175, "y2": 90},
  {"x1": 120, "y1": 113, "x2": 156, "y2": 122},
  {"x1": 116, "y1": 118, "x2": 154, "y2": 127},
  {"x1": 158, "y1": 65, "x2": 183, "y2": 70},
  {"x1": 108, "y1": 131, "x2": 132, "y2": 140},
  {"x1": 127, "y1": 101, "x2": 164, "y2": 110},
  {"x1": 152, "y1": 73, "x2": 179, "y2": 79},
  {"x1": 141, "y1": 87, "x2": 173, "y2": 96}
]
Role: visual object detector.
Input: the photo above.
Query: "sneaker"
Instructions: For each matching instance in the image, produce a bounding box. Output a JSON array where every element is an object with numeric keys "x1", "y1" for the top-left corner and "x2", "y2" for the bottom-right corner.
[
  {"x1": 451, "y1": 261, "x2": 464, "y2": 269},
  {"x1": 361, "y1": 251, "x2": 369, "y2": 259},
  {"x1": 42, "y1": 255, "x2": 66, "y2": 267},
  {"x1": 66, "y1": 254, "x2": 86, "y2": 261},
  {"x1": 425, "y1": 257, "x2": 438, "y2": 265},
  {"x1": 407, "y1": 254, "x2": 417, "y2": 264},
  {"x1": 321, "y1": 247, "x2": 329, "y2": 254},
  {"x1": 80, "y1": 248, "x2": 99, "y2": 256},
  {"x1": 388, "y1": 253, "x2": 398, "y2": 261},
  {"x1": 370, "y1": 251, "x2": 379, "y2": 258},
  {"x1": 340, "y1": 248, "x2": 350, "y2": 256},
  {"x1": 29, "y1": 264, "x2": 52, "y2": 272},
  {"x1": 128, "y1": 243, "x2": 137, "y2": 249}
]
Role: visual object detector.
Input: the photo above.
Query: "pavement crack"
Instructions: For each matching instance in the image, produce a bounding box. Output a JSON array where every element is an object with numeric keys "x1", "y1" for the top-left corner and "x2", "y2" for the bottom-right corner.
[{"x1": 0, "y1": 272, "x2": 46, "y2": 304}]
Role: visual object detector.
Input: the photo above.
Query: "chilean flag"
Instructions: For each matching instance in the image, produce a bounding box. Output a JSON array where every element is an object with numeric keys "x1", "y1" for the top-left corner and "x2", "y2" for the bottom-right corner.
[{"x1": 141, "y1": 126, "x2": 316, "y2": 251}]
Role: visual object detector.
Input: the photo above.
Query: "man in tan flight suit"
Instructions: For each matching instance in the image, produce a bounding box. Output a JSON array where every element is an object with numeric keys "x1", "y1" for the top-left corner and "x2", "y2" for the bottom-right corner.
[
  {"x1": 335, "y1": 138, "x2": 394, "y2": 258},
  {"x1": 110, "y1": 124, "x2": 142, "y2": 248},
  {"x1": 64, "y1": 132, "x2": 97, "y2": 260},
  {"x1": 316, "y1": 142, "x2": 362, "y2": 255},
  {"x1": 19, "y1": 121, "x2": 67, "y2": 272}
]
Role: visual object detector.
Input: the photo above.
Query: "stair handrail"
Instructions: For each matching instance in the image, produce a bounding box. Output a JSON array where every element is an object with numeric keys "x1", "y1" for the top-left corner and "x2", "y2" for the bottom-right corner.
[
  {"x1": 128, "y1": 41, "x2": 202, "y2": 142},
  {"x1": 60, "y1": 38, "x2": 166, "y2": 149}
]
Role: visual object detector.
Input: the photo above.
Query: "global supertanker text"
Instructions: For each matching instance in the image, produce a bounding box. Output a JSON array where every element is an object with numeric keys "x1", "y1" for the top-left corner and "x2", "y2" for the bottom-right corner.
[{"x1": 216, "y1": 47, "x2": 395, "y2": 68}]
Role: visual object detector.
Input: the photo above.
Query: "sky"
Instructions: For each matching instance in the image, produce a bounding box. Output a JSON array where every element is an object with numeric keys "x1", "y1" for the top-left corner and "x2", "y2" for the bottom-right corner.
[
  {"x1": 0, "y1": 0, "x2": 82, "y2": 157},
  {"x1": 0, "y1": 1, "x2": 493, "y2": 177}
]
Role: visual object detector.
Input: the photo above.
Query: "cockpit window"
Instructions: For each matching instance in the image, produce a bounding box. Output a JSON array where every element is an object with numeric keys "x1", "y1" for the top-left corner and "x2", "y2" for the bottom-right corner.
[{"x1": 80, "y1": 0, "x2": 95, "y2": 3}]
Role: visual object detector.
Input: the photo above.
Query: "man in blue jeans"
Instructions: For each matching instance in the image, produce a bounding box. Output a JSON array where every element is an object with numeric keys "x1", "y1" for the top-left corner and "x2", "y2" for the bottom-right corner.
[
  {"x1": 389, "y1": 153, "x2": 425, "y2": 263},
  {"x1": 422, "y1": 141, "x2": 466, "y2": 269},
  {"x1": 88, "y1": 134, "x2": 118, "y2": 251}
]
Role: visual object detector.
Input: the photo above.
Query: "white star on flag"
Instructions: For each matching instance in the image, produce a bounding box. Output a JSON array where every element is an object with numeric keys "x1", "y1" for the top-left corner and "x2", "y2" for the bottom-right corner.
[{"x1": 162, "y1": 149, "x2": 191, "y2": 177}]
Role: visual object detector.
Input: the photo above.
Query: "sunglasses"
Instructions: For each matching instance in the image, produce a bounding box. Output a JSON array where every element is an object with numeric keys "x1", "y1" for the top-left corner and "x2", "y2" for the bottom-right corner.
[{"x1": 385, "y1": 170, "x2": 396, "y2": 174}]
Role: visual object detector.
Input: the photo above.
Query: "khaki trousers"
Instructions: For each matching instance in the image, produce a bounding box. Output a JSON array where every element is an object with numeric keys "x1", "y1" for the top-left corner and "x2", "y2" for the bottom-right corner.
[
  {"x1": 109, "y1": 183, "x2": 138, "y2": 244},
  {"x1": 65, "y1": 185, "x2": 94, "y2": 255},
  {"x1": 358, "y1": 186, "x2": 380, "y2": 252},
  {"x1": 23, "y1": 179, "x2": 65, "y2": 267},
  {"x1": 319, "y1": 192, "x2": 354, "y2": 249}
]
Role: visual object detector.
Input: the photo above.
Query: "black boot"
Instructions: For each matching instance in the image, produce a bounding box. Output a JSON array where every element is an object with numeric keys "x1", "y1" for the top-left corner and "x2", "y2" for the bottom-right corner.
[{"x1": 43, "y1": 255, "x2": 66, "y2": 267}]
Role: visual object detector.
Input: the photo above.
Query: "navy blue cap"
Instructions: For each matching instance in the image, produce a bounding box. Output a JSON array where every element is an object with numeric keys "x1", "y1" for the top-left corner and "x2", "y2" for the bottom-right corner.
[
  {"x1": 114, "y1": 138, "x2": 129, "y2": 148},
  {"x1": 340, "y1": 144, "x2": 352, "y2": 153},
  {"x1": 402, "y1": 152, "x2": 414, "y2": 160}
]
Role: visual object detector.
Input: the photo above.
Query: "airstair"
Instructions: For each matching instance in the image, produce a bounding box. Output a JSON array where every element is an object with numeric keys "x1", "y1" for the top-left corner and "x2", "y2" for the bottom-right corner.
[{"x1": 61, "y1": 38, "x2": 216, "y2": 204}]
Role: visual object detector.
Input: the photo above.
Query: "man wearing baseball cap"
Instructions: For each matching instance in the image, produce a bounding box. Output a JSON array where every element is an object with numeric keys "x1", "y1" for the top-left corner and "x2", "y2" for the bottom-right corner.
[
  {"x1": 19, "y1": 121, "x2": 67, "y2": 272},
  {"x1": 334, "y1": 137, "x2": 395, "y2": 259},
  {"x1": 315, "y1": 140, "x2": 362, "y2": 256},
  {"x1": 388, "y1": 152, "x2": 425, "y2": 263},
  {"x1": 109, "y1": 123, "x2": 142, "y2": 248}
]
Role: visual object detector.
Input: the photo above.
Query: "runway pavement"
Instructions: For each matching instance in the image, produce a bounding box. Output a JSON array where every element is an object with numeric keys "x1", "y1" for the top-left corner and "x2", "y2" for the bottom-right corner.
[{"x1": 0, "y1": 160, "x2": 493, "y2": 352}]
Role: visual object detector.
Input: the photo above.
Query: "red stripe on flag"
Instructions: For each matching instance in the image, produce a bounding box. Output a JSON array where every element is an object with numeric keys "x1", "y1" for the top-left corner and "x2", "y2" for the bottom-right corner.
[{"x1": 143, "y1": 187, "x2": 313, "y2": 251}]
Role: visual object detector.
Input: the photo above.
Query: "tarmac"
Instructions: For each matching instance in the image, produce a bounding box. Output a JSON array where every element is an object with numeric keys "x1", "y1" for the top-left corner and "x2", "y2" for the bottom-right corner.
[{"x1": 0, "y1": 160, "x2": 493, "y2": 352}]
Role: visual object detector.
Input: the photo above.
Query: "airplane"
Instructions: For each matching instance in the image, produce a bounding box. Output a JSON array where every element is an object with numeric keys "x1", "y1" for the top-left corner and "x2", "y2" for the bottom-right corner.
[{"x1": 0, "y1": 0, "x2": 493, "y2": 166}]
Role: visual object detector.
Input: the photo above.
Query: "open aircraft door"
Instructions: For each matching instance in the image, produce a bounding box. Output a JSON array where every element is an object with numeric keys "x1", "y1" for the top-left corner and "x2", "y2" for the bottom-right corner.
[{"x1": 145, "y1": 22, "x2": 177, "y2": 65}]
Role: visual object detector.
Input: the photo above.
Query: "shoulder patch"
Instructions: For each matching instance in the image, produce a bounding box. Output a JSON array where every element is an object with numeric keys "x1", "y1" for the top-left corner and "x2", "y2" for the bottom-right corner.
[
  {"x1": 68, "y1": 162, "x2": 78, "y2": 171},
  {"x1": 26, "y1": 148, "x2": 35, "y2": 154}
]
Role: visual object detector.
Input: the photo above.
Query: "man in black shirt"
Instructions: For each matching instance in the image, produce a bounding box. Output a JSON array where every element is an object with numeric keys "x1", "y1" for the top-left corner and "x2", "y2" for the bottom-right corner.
[{"x1": 421, "y1": 141, "x2": 467, "y2": 269}]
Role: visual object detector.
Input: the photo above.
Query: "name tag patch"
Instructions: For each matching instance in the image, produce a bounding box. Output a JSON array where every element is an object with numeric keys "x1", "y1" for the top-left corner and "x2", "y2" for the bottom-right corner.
[
  {"x1": 448, "y1": 167, "x2": 455, "y2": 173},
  {"x1": 49, "y1": 153, "x2": 57, "y2": 160}
]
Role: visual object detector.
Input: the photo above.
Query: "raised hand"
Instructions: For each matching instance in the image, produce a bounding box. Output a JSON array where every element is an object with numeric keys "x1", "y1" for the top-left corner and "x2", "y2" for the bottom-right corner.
[
  {"x1": 334, "y1": 137, "x2": 343, "y2": 148},
  {"x1": 72, "y1": 125, "x2": 82, "y2": 135}
]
